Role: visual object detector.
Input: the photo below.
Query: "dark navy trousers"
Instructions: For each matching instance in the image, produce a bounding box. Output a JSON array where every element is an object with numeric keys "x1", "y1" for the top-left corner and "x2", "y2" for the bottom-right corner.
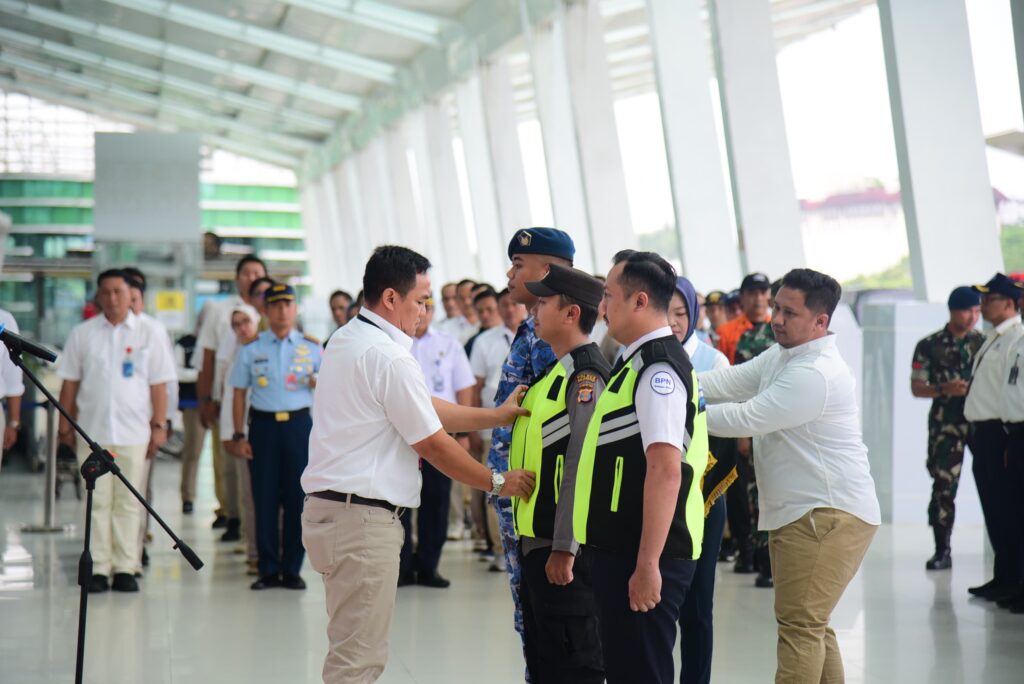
[{"x1": 679, "y1": 496, "x2": 727, "y2": 684}]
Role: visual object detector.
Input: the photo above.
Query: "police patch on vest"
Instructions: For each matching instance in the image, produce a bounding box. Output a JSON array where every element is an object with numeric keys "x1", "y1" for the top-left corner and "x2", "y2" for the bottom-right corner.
[{"x1": 651, "y1": 371, "x2": 675, "y2": 395}]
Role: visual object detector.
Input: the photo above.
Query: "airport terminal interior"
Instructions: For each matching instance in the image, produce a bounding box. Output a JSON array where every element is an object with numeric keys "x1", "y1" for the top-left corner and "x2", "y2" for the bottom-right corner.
[{"x1": 2, "y1": 0, "x2": 1024, "y2": 682}]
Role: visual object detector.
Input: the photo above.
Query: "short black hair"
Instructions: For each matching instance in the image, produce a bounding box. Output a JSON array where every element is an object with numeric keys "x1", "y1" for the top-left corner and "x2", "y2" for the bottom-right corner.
[
  {"x1": 330, "y1": 289, "x2": 353, "y2": 304},
  {"x1": 780, "y1": 268, "x2": 842, "y2": 321},
  {"x1": 97, "y1": 268, "x2": 130, "y2": 288},
  {"x1": 456, "y1": 279, "x2": 476, "y2": 290},
  {"x1": 473, "y1": 288, "x2": 498, "y2": 306},
  {"x1": 611, "y1": 250, "x2": 677, "y2": 312},
  {"x1": 497, "y1": 288, "x2": 511, "y2": 301},
  {"x1": 558, "y1": 294, "x2": 599, "y2": 335},
  {"x1": 235, "y1": 255, "x2": 267, "y2": 278},
  {"x1": 249, "y1": 277, "x2": 275, "y2": 297},
  {"x1": 362, "y1": 245, "x2": 432, "y2": 306},
  {"x1": 770, "y1": 279, "x2": 783, "y2": 299},
  {"x1": 122, "y1": 266, "x2": 146, "y2": 293}
]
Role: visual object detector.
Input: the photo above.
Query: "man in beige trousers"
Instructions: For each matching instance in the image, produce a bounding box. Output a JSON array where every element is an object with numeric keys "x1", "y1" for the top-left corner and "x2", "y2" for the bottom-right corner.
[
  {"x1": 301, "y1": 246, "x2": 535, "y2": 683},
  {"x1": 698, "y1": 268, "x2": 881, "y2": 683}
]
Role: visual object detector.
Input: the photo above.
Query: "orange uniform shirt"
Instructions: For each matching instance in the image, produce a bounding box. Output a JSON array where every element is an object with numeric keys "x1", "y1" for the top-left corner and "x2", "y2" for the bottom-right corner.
[{"x1": 716, "y1": 314, "x2": 752, "y2": 365}]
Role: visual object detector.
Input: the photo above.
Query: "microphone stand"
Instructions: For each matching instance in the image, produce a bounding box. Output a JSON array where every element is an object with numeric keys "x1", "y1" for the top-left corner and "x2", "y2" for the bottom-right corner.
[{"x1": 2, "y1": 335, "x2": 204, "y2": 684}]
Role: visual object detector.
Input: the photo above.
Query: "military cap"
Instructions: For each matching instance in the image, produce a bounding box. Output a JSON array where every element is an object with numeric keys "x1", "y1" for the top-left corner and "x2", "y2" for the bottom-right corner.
[
  {"x1": 265, "y1": 283, "x2": 296, "y2": 303},
  {"x1": 525, "y1": 264, "x2": 604, "y2": 308},
  {"x1": 507, "y1": 227, "x2": 575, "y2": 262},
  {"x1": 947, "y1": 286, "x2": 981, "y2": 310},
  {"x1": 972, "y1": 273, "x2": 1022, "y2": 299}
]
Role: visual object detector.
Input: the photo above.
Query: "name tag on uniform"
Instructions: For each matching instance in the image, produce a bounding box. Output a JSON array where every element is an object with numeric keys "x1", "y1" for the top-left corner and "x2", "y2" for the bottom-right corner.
[{"x1": 275, "y1": 411, "x2": 290, "y2": 422}]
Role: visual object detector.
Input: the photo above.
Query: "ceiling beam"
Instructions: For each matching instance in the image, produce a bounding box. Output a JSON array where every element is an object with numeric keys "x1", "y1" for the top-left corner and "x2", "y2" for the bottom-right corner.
[
  {"x1": 0, "y1": 0, "x2": 362, "y2": 111},
  {"x1": 0, "y1": 51, "x2": 315, "y2": 154},
  {"x1": 102, "y1": 0, "x2": 396, "y2": 84},
  {"x1": 278, "y1": 0, "x2": 454, "y2": 47},
  {"x1": 0, "y1": 27, "x2": 336, "y2": 135},
  {"x1": 0, "y1": 75, "x2": 301, "y2": 168}
]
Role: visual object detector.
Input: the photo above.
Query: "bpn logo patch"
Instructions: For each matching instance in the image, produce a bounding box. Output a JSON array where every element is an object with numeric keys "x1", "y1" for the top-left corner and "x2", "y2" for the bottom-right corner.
[{"x1": 651, "y1": 371, "x2": 675, "y2": 395}]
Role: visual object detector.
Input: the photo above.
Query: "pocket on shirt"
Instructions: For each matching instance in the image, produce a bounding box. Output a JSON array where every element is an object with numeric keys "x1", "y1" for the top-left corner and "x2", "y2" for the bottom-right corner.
[{"x1": 301, "y1": 517, "x2": 338, "y2": 573}]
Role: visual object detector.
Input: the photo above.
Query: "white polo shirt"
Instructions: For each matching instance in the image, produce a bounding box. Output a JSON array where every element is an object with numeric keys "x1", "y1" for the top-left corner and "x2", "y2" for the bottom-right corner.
[
  {"x1": 302, "y1": 308, "x2": 444, "y2": 508},
  {"x1": 964, "y1": 315, "x2": 1023, "y2": 422},
  {"x1": 0, "y1": 308, "x2": 25, "y2": 398},
  {"x1": 57, "y1": 311, "x2": 178, "y2": 445}
]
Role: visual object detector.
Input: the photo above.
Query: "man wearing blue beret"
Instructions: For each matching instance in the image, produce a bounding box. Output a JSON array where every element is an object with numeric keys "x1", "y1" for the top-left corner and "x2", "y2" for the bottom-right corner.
[
  {"x1": 488, "y1": 227, "x2": 574, "y2": 678},
  {"x1": 910, "y1": 286, "x2": 984, "y2": 571}
]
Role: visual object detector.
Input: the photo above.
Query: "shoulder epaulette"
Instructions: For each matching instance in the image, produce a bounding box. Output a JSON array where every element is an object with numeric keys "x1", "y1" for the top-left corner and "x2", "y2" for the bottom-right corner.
[{"x1": 303, "y1": 334, "x2": 321, "y2": 345}]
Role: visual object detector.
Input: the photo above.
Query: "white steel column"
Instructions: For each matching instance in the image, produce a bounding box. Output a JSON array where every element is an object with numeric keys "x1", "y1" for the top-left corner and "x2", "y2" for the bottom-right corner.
[
  {"x1": 480, "y1": 57, "x2": 533, "y2": 237},
  {"x1": 338, "y1": 158, "x2": 374, "y2": 274},
  {"x1": 562, "y1": 0, "x2": 635, "y2": 270},
  {"x1": 647, "y1": 0, "x2": 741, "y2": 289},
  {"x1": 314, "y1": 171, "x2": 355, "y2": 292},
  {"x1": 528, "y1": 16, "x2": 595, "y2": 273},
  {"x1": 709, "y1": 0, "x2": 805, "y2": 278},
  {"x1": 384, "y1": 123, "x2": 424, "y2": 251},
  {"x1": 299, "y1": 182, "x2": 333, "y2": 302},
  {"x1": 356, "y1": 138, "x2": 399, "y2": 246},
  {"x1": 878, "y1": 0, "x2": 1003, "y2": 302},
  {"x1": 456, "y1": 72, "x2": 509, "y2": 286}
]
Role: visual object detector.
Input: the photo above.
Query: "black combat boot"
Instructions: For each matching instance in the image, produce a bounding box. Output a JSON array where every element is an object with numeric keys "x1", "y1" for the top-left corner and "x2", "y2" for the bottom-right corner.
[
  {"x1": 925, "y1": 526, "x2": 952, "y2": 570},
  {"x1": 734, "y1": 541, "x2": 756, "y2": 574}
]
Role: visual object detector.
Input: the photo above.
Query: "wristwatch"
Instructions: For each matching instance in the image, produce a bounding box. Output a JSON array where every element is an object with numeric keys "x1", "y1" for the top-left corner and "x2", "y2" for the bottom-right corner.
[
  {"x1": 232, "y1": 432, "x2": 246, "y2": 442},
  {"x1": 7, "y1": 420, "x2": 19, "y2": 430},
  {"x1": 490, "y1": 470, "x2": 506, "y2": 496},
  {"x1": 150, "y1": 421, "x2": 166, "y2": 430}
]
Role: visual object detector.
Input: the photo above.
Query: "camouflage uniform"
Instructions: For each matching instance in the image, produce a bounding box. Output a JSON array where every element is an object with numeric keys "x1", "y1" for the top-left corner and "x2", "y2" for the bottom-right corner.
[
  {"x1": 911, "y1": 326, "x2": 984, "y2": 529},
  {"x1": 487, "y1": 316, "x2": 556, "y2": 673},
  {"x1": 734, "y1": 321, "x2": 776, "y2": 574}
]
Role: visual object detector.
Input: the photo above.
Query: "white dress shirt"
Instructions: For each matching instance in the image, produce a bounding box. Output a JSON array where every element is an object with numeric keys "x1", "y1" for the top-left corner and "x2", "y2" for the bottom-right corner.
[
  {"x1": 965, "y1": 315, "x2": 1024, "y2": 422},
  {"x1": 195, "y1": 295, "x2": 244, "y2": 372},
  {"x1": 302, "y1": 308, "x2": 444, "y2": 508},
  {"x1": 0, "y1": 308, "x2": 25, "y2": 398},
  {"x1": 57, "y1": 311, "x2": 178, "y2": 445},
  {"x1": 999, "y1": 327, "x2": 1024, "y2": 423},
  {"x1": 411, "y1": 328, "x2": 476, "y2": 403},
  {"x1": 436, "y1": 315, "x2": 480, "y2": 346},
  {"x1": 469, "y1": 325, "x2": 515, "y2": 440},
  {"x1": 699, "y1": 334, "x2": 881, "y2": 531},
  {"x1": 139, "y1": 311, "x2": 179, "y2": 423}
]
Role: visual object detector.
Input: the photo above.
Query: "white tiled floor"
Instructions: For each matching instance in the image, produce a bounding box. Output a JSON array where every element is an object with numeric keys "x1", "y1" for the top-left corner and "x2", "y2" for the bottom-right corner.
[{"x1": 2, "y1": 454, "x2": 1023, "y2": 683}]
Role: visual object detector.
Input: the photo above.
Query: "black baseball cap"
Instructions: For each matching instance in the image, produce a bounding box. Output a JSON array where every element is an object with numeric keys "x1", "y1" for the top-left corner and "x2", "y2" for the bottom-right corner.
[
  {"x1": 525, "y1": 264, "x2": 604, "y2": 308},
  {"x1": 724, "y1": 290, "x2": 741, "y2": 305},
  {"x1": 740, "y1": 272, "x2": 771, "y2": 292}
]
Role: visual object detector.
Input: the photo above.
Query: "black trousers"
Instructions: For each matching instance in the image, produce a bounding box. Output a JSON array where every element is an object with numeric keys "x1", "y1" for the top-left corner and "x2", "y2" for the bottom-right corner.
[
  {"x1": 590, "y1": 547, "x2": 696, "y2": 684},
  {"x1": 1004, "y1": 427, "x2": 1024, "y2": 585},
  {"x1": 248, "y1": 412, "x2": 310, "y2": 577},
  {"x1": 400, "y1": 460, "x2": 451, "y2": 577},
  {"x1": 968, "y1": 420, "x2": 1019, "y2": 584},
  {"x1": 679, "y1": 496, "x2": 727, "y2": 684},
  {"x1": 520, "y1": 545, "x2": 605, "y2": 684},
  {"x1": 720, "y1": 438, "x2": 752, "y2": 547}
]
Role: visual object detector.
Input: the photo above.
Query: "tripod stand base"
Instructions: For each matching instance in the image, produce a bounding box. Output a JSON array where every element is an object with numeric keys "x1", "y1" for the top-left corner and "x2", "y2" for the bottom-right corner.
[{"x1": 21, "y1": 523, "x2": 74, "y2": 534}]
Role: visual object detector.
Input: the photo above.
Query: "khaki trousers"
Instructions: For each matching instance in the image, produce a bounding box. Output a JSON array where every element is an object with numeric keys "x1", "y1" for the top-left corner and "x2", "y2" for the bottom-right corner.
[
  {"x1": 211, "y1": 422, "x2": 229, "y2": 516},
  {"x1": 76, "y1": 442, "x2": 148, "y2": 576},
  {"x1": 302, "y1": 495, "x2": 404, "y2": 684},
  {"x1": 769, "y1": 508, "x2": 877, "y2": 684},
  {"x1": 179, "y1": 407, "x2": 205, "y2": 503}
]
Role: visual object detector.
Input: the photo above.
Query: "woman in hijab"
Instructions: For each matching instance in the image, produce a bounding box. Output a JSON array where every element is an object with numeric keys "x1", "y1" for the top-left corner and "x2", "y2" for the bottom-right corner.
[{"x1": 669, "y1": 276, "x2": 733, "y2": 684}]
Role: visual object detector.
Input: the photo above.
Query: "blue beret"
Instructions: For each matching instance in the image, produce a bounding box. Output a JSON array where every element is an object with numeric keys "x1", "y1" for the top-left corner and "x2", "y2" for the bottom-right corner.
[
  {"x1": 507, "y1": 227, "x2": 575, "y2": 263},
  {"x1": 972, "y1": 273, "x2": 1023, "y2": 300},
  {"x1": 947, "y1": 286, "x2": 980, "y2": 310}
]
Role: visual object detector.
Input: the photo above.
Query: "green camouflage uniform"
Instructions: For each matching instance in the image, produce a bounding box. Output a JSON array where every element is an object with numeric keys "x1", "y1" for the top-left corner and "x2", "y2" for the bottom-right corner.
[
  {"x1": 911, "y1": 326, "x2": 984, "y2": 529},
  {"x1": 734, "y1": 321, "x2": 776, "y2": 560}
]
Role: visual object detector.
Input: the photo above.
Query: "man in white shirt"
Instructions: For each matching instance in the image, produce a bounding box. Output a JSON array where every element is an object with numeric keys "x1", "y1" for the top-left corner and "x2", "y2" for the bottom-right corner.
[
  {"x1": 400, "y1": 296, "x2": 477, "y2": 588},
  {"x1": 301, "y1": 245, "x2": 535, "y2": 684},
  {"x1": 57, "y1": 269, "x2": 177, "y2": 594},
  {"x1": 998, "y1": 279, "x2": 1024, "y2": 613},
  {"x1": 195, "y1": 255, "x2": 268, "y2": 528},
  {"x1": 469, "y1": 288, "x2": 527, "y2": 568},
  {"x1": 0, "y1": 307, "x2": 25, "y2": 473},
  {"x1": 436, "y1": 279, "x2": 480, "y2": 345},
  {"x1": 963, "y1": 273, "x2": 1024, "y2": 603},
  {"x1": 698, "y1": 268, "x2": 880, "y2": 683}
]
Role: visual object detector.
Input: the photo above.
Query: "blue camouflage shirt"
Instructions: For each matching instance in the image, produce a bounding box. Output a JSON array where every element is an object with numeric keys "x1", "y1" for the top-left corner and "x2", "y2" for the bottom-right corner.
[{"x1": 487, "y1": 316, "x2": 557, "y2": 473}]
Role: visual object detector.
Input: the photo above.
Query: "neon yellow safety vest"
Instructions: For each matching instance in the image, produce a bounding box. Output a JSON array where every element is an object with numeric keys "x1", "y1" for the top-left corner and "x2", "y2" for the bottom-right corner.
[
  {"x1": 573, "y1": 336, "x2": 709, "y2": 560},
  {"x1": 510, "y1": 343, "x2": 610, "y2": 539}
]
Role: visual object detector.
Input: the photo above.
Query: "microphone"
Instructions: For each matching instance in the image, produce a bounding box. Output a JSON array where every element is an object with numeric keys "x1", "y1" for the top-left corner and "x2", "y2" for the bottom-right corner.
[{"x1": 0, "y1": 322, "x2": 58, "y2": 363}]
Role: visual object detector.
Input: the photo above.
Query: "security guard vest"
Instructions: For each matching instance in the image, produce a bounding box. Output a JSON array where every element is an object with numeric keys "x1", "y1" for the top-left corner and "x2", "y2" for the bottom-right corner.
[
  {"x1": 510, "y1": 343, "x2": 610, "y2": 540},
  {"x1": 573, "y1": 336, "x2": 709, "y2": 560}
]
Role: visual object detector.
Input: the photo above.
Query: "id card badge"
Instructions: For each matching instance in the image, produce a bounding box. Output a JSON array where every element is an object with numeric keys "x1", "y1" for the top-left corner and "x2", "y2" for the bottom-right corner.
[
  {"x1": 122, "y1": 360, "x2": 134, "y2": 378},
  {"x1": 1010, "y1": 365, "x2": 1020, "y2": 386}
]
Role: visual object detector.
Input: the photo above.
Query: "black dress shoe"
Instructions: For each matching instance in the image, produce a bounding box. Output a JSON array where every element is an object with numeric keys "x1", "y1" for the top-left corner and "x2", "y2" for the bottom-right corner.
[
  {"x1": 397, "y1": 572, "x2": 416, "y2": 587},
  {"x1": 984, "y1": 583, "x2": 1022, "y2": 603},
  {"x1": 416, "y1": 572, "x2": 451, "y2": 588},
  {"x1": 88, "y1": 574, "x2": 109, "y2": 593},
  {"x1": 141, "y1": 548, "x2": 150, "y2": 567},
  {"x1": 996, "y1": 586, "x2": 1024, "y2": 608},
  {"x1": 1009, "y1": 598, "x2": 1024, "y2": 614},
  {"x1": 281, "y1": 575, "x2": 306, "y2": 590},
  {"x1": 968, "y1": 578, "x2": 1001, "y2": 596},
  {"x1": 182, "y1": 501, "x2": 193, "y2": 514},
  {"x1": 212, "y1": 515, "x2": 227, "y2": 529},
  {"x1": 220, "y1": 519, "x2": 241, "y2": 542},
  {"x1": 111, "y1": 573, "x2": 139, "y2": 592},
  {"x1": 755, "y1": 573, "x2": 775, "y2": 589},
  {"x1": 250, "y1": 575, "x2": 281, "y2": 591}
]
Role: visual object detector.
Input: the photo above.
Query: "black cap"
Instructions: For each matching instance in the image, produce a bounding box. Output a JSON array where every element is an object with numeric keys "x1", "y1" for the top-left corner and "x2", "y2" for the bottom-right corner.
[
  {"x1": 525, "y1": 264, "x2": 604, "y2": 308},
  {"x1": 724, "y1": 290, "x2": 741, "y2": 305},
  {"x1": 507, "y1": 227, "x2": 575, "y2": 262},
  {"x1": 704, "y1": 290, "x2": 726, "y2": 306},
  {"x1": 972, "y1": 273, "x2": 1023, "y2": 299},
  {"x1": 740, "y1": 272, "x2": 771, "y2": 292}
]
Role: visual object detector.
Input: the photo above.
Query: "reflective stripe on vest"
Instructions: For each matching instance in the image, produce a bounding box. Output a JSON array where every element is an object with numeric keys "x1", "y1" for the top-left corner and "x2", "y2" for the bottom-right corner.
[{"x1": 573, "y1": 340, "x2": 709, "y2": 560}]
